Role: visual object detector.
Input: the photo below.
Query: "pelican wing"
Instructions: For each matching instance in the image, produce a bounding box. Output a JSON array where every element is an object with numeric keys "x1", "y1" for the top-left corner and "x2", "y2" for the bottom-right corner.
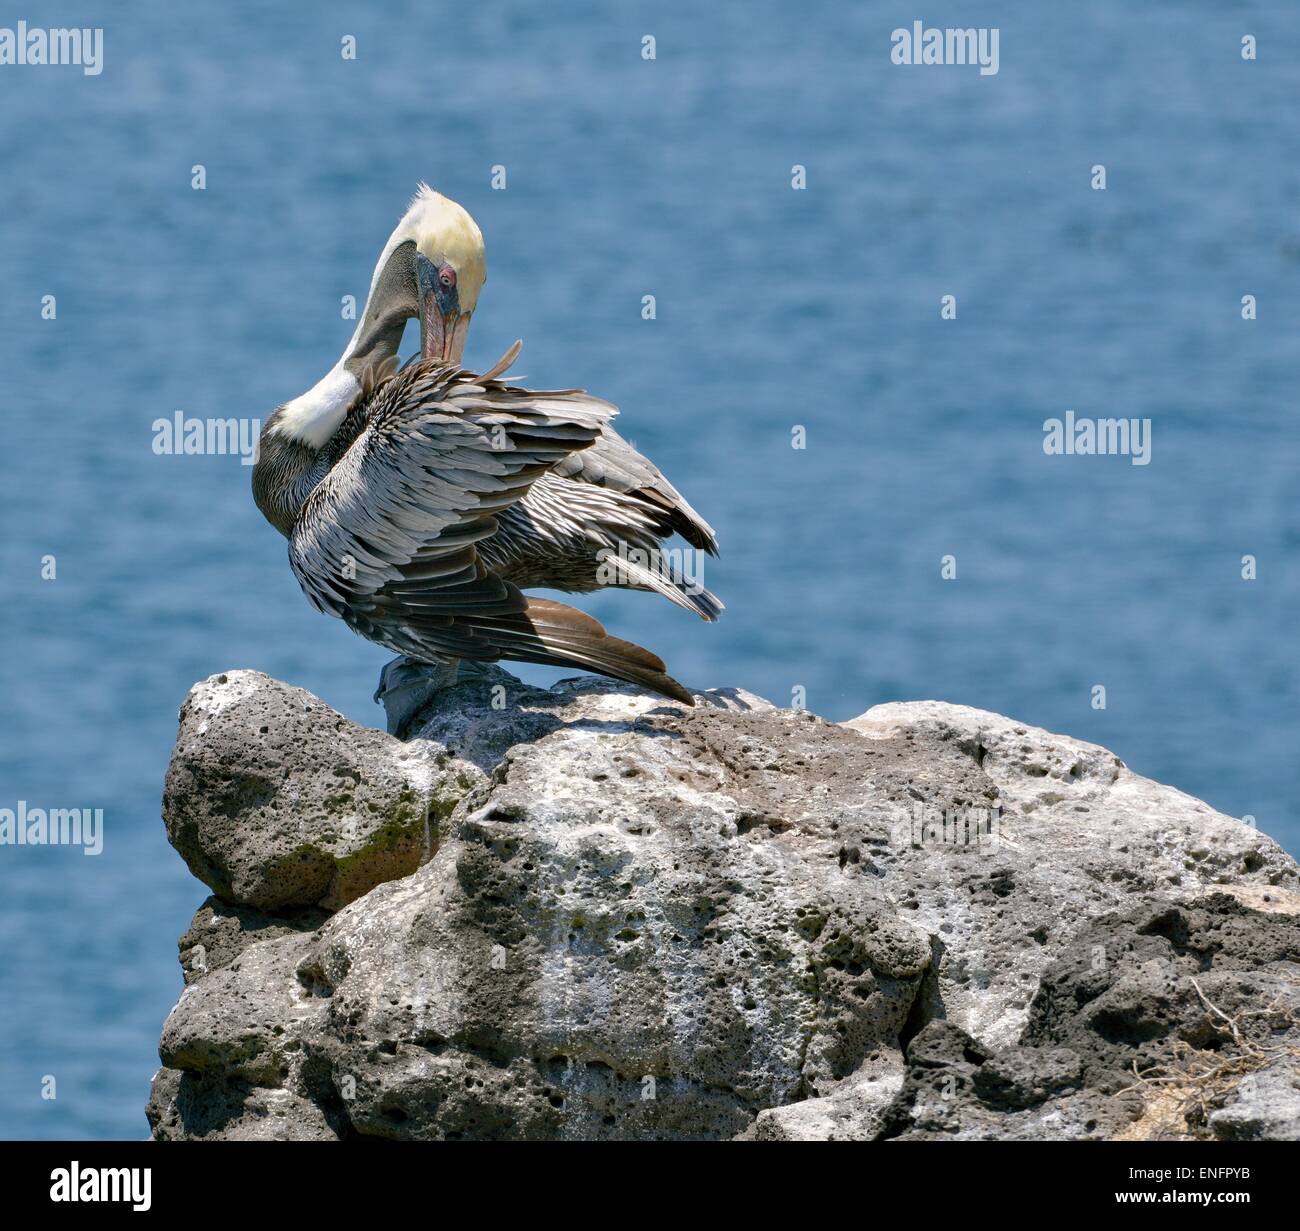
[
  {"x1": 288, "y1": 355, "x2": 695, "y2": 704},
  {"x1": 290, "y1": 355, "x2": 611, "y2": 617},
  {"x1": 549, "y1": 425, "x2": 719, "y2": 555}
]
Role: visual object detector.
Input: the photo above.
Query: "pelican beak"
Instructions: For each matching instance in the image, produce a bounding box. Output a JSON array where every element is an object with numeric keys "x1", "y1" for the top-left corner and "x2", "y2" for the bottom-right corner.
[{"x1": 416, "y1": 253, "x2": 471, "y2": 365}]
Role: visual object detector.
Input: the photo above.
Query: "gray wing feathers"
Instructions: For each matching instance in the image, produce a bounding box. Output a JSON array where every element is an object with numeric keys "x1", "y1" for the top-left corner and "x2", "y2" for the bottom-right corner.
[
  {"x1": 550, "y1": 426, "x2": 719, "y2": 554},
  {"x1": 483, "y1": 475, "x2": 724, "y2": 620},
  {"x1": 290, "y1": 360, "x2": 614, "y2": 618},
  {"x1": 286, "y1": 354, "x2": 696, "y2": 704}
]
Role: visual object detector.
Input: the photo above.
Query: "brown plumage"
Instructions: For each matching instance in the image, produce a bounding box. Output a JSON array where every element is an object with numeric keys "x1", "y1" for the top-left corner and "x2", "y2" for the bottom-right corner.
[{"x1": 253, "y1": 345, "x2": 705, "y2": 705}]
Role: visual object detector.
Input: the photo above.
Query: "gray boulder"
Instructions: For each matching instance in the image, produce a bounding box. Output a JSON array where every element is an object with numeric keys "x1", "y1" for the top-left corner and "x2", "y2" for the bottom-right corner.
[
  {"x1": 148, "y1": 668, "x2": 1300, "y2": 1140},
  {"x1": 1210, "y1": 1063, "x2": 1300, "y2": 1141},
  {"x1": 162, "y1": 671, "x2": 478, "y2": 912},
  {"x1": 882, "y1": 893, "x2": 1300, "y2": 1140}
]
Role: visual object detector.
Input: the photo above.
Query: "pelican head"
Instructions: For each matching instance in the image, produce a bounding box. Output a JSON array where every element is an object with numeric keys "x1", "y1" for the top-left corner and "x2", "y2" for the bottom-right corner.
[
  {"x1": 408, "y1": 186, "x2": 486, "y2": 366},
  {"x1": 271, "y1": 185, "x2": 486, "y2": 448},
  {"x1": 348, "y1": 183, "x2": 486, "y2": 371}
]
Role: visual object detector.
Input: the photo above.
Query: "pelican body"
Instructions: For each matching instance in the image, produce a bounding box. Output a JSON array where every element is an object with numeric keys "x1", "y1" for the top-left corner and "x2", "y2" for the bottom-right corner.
[{"x1": 253, "y1": 187, "x2": 719, "y2": 705}]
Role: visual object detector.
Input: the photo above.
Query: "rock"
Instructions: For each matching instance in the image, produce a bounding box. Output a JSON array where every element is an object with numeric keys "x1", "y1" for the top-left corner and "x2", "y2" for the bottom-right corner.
[
  {"x1": 159, "y1": 934, "x2": 321, "y2": 1086},
  {"x1": 1020, "y1": 895, "x2": 1300, "y2": 1087},
  {"x1": 1209, "y1": 1063, "x2": 1300, "y2": 1141},
  {"x1": 178, "y1": 897, "x2": 328, "y2": 985},
  {"x1": 881, "y1": 1019, "x2": 1135, "y2": 1141},
  {"x1": 149, "y1": 668, "x2": 1300, "y2": 1140},
  {"x1": 162, "y1": 671, "x2": 478, "y2": 912},
  {"x1": 971, "y1": 1044, "x2": 1083, "y2": 1109},
  {"x1": 746, "y1": 1051, "x2": 904, "y2": 1141},
  {"x1": 845, "y1": 700, "x2": 1293, "y2": 1048},
  {"x1": 146, "y1": 1067, "x2": 339, "y2": 1141},
  {"x1": 881, "y1": 894, "x2": 1300, "y2": 1140}
]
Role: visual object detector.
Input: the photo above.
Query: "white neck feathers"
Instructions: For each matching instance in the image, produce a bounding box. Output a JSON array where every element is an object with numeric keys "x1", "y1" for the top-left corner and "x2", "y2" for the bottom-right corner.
[
  {"x1": 273, "y1": 185, "x2": 483, "y2": 449},
  {"x1": 272, "y1": 363, "x2": 360, "y2": 448}
]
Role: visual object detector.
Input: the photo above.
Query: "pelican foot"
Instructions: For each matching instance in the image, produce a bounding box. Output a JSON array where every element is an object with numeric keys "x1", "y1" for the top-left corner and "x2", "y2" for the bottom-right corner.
[{"x1": 374, "y1": 656, "x2": 463, "y2": 738}]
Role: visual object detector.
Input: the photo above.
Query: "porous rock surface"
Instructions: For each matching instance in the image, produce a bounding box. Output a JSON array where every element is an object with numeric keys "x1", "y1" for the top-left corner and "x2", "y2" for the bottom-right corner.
[
  {"x1": 162, "y1": 672, "x2": 475, "y2": 912},
  {"x1": 147, "y1": 667, "x2": 1300, "y2": 1141}
]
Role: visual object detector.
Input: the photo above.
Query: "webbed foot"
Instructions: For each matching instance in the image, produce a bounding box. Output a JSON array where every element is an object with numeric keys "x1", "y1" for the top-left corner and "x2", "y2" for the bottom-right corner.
[{"x1": 374, "y1": 656, "x2": 462, "y2": 737}]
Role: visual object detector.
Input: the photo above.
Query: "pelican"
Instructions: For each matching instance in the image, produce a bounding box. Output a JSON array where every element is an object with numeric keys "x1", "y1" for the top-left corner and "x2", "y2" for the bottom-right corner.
[{"x1": 252, "y1": 186, "x2": 720, "y2": 706}]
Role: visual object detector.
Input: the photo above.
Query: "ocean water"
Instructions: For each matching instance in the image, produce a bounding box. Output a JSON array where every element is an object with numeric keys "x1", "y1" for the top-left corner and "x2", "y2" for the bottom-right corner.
[{"x1": 0, "y1": 2, "x2": 1296, "y2": 1139}]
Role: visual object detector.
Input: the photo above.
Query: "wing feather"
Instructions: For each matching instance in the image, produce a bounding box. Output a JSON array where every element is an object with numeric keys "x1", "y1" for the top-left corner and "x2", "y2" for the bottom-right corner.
[
  {"x1": 290, "y1": 355, "x2": 613, "y2": 615},
  {"x1": 286, "y1": 351, "x2": 694, "y2": 703},
  {"x1": 549, "y1": 425, "x2": 719, "y2": 554}
]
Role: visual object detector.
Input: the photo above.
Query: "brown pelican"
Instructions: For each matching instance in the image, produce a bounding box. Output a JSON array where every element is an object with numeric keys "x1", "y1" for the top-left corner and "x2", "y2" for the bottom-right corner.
[{"x1": 253, "y1": 186, "x2": 719, "y2": 706}]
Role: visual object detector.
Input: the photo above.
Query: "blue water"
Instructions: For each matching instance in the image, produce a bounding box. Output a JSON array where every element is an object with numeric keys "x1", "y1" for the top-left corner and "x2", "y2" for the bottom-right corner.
[{"x1": 0, "y1": 1, "x2": 1296, "y2": 1139}]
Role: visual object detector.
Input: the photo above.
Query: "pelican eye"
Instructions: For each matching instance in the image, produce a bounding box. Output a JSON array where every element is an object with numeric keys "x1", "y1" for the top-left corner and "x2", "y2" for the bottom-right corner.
[{"x1": 438, "y1": 266, "x2": 456, "y2": 289}]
